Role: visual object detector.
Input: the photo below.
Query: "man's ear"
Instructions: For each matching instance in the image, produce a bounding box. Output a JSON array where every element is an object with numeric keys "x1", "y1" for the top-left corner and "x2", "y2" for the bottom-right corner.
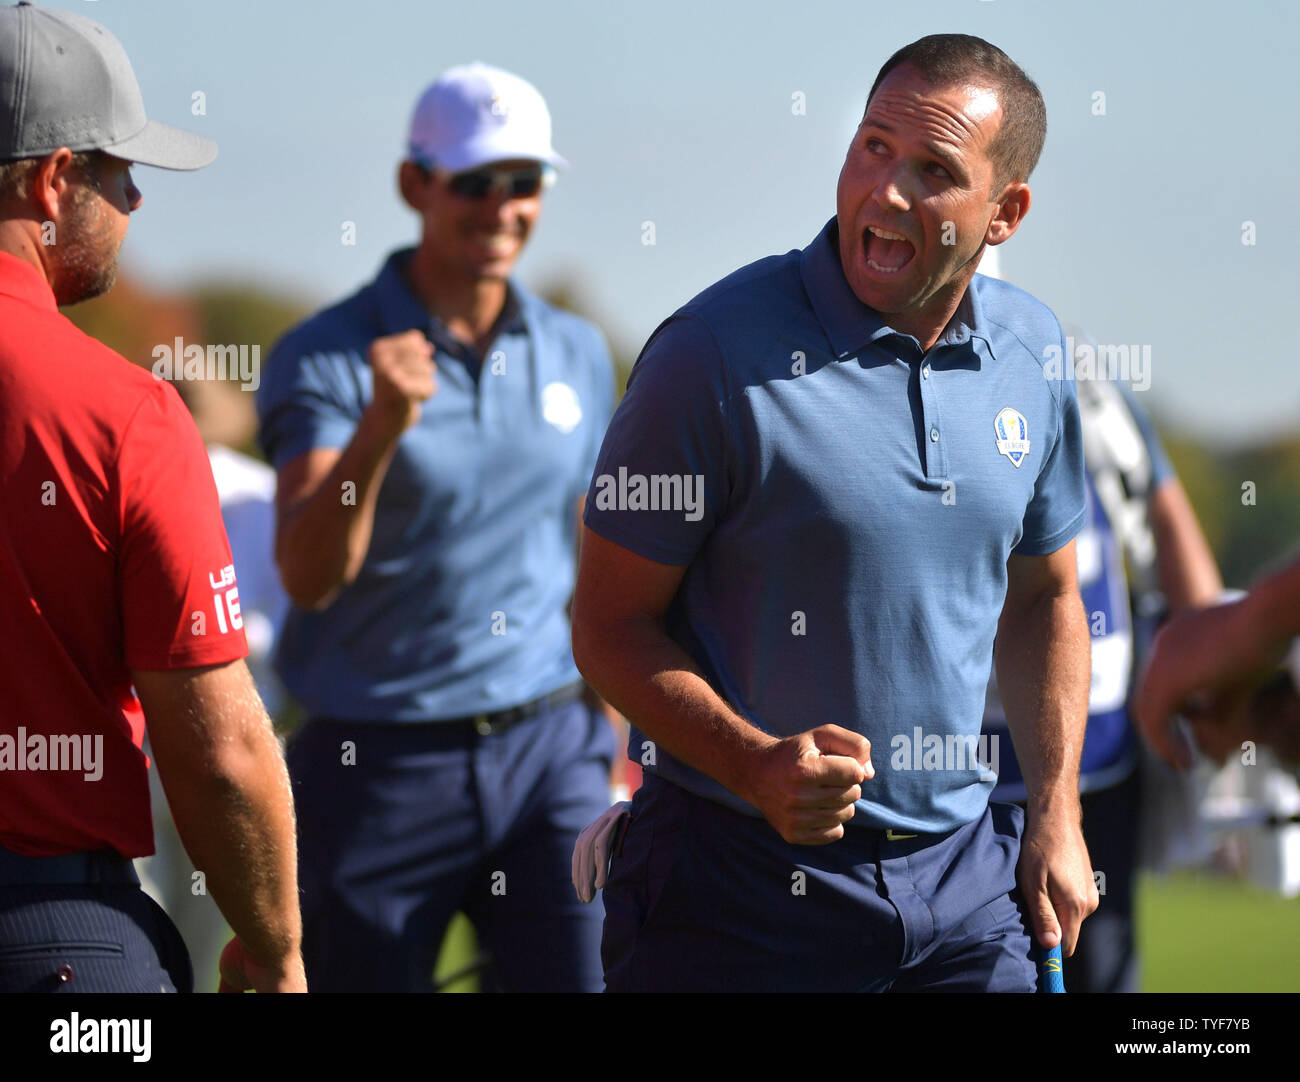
[
  {"x1": 397, "y1": 160, "x2": 432, "y2": 212},
  {"x1": 987, "y1": 181, "x2": 1030, "y2": 246},
  {"x1": 31, "y1": 147, "x2": 80, "y2": 222}
]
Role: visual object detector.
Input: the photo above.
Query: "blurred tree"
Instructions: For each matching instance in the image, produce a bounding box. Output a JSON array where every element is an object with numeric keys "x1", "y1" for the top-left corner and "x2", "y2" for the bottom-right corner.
[
  {"x1": 191, "y1": 284, "x2": 312, "y2": 362},
  {"x1": 1164, "y1": 434, "x2": 1230, "y2": 561},
  {"x1": 63, "y1": 272, "x2": 314, "y2": 460},
  {"x1": 62, "y1": 275, "x2": 200, "y2": 371},
  {"x1": 1158, "y1": 427, "x2": 1300, "y2": 592},
  {"x1": 1217, "y1": 443, "x2": 1300, "y2": 589},
  {"x1": 189, "y1": 285, "x2": 313, "y2": 457}
]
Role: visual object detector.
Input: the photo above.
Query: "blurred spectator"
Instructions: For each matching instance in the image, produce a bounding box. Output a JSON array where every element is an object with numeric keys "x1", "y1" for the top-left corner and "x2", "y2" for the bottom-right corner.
[{"x1": 255, "y1": 63, "x2": 616, "y2": 992}]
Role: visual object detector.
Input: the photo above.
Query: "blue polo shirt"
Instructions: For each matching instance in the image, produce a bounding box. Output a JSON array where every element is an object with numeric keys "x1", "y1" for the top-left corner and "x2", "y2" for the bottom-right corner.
[
  {"x1": 257, "y1": 248, "x2": 614, "y2": 721},
  {"x1": 584, "y1": 219, "x2": 1086, "y2": 833}
]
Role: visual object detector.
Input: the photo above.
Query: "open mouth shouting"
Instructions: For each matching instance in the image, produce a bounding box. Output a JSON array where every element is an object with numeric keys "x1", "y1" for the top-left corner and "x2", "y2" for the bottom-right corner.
[{"x1": 864, "y1": 225, "x2": 916, "y2": 274}]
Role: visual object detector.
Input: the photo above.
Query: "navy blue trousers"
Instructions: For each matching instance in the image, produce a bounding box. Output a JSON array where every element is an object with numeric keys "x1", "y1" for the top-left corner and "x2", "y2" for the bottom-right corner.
[
  {"x1": 0, "y1": 883, "x2": 191, "y2": 993},
  {"x1": 602, "y1": 775, "x2": 1038, "y2": 992},
  {"x1": 288, "y1": 697, "x2": 616, "y2": 992}
]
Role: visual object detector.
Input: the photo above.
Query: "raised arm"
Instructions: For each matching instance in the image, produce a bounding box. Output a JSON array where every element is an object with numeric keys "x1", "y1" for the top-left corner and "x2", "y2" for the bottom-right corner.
[{"x1": 273, "y1": 331, "x2": 435, "y2": 610}]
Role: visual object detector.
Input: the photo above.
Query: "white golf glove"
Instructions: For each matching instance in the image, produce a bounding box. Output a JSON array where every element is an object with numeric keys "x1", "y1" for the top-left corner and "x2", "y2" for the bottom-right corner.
[{"x1": 571, "y1": 801, "x2": 632, "y2": 903}]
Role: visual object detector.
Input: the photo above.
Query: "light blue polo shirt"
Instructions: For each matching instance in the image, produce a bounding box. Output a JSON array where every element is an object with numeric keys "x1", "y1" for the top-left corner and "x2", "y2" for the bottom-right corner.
[
  {"x1": 257, "y1": 248, "x2": 614, "y2": 721},
  {"x1": 584, "y1": 219, "x2": 1086, "y2": 833}
]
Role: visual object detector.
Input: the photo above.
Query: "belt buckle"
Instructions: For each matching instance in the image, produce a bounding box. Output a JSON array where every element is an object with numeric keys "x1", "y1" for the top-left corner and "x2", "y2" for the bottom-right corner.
[{"x1": 885, "y1": 829, "x2": 918, "y2": 841}]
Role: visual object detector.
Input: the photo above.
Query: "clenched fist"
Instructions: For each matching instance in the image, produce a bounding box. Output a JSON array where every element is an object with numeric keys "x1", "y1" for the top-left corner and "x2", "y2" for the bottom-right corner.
[
  {"x1": 366, "y1": 330, "x2": 437, "y2": 436},
  {"x1": 742, "y1": 725, "x2": 873, "y2": 845}
]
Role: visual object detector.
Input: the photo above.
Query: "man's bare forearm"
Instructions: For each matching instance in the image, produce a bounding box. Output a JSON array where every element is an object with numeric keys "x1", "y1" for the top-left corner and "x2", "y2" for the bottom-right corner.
[
  {"x1": 573, "y1": 614, "x2": 773, "y2": 802},
  {"x1": 994, "y1": 588, "x2": 1091, "y2": 813},
  {"x1": 276, "y1": 408, "x2": 400, "y2": 609},
  {"x1": 136, "y1": 662, "x2": 302, "y2": 976}
]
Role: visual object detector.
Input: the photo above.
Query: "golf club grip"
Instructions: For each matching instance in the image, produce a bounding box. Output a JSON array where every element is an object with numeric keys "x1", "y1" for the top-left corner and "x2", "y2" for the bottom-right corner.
[{"x1": 1037, "y1": 943, "x2": 1064, "y2": 993}]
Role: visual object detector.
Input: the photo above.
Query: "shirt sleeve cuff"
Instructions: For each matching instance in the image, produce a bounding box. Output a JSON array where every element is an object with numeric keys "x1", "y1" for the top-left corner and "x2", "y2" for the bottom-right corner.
[
  {"x1": 1012, "y1": 506, "x2": 1087, "y2": 558},
  {"x1": 582, "y1": 512, "x2": 697, "y2": 568}
]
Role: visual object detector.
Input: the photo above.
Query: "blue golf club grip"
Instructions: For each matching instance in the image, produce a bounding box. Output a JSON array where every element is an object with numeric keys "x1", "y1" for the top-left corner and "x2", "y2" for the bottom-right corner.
[{"x1": 1037, "y1": 943, "x2": 1064, "y2": 993}]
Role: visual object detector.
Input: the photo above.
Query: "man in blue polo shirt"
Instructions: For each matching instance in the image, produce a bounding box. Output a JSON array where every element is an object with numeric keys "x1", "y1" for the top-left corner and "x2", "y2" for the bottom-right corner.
[
  {"x1": 256, "y1": 62, "x2": 616, "y2": 992},
  {"x1": 572, "y1": 34, "x2": 1098, "y2": 991}
]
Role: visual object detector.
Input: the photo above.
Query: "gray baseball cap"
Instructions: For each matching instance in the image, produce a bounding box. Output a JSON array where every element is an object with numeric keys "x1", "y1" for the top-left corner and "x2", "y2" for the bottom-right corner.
[{"x1": 0, "y1": 2, "x2": 215, "y2": 169}]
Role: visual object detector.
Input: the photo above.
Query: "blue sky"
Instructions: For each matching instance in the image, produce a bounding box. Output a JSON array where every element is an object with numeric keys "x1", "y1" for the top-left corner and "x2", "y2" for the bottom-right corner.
[{"x1": 48, "y1": 0, "x2": 1300, "y2": 446}]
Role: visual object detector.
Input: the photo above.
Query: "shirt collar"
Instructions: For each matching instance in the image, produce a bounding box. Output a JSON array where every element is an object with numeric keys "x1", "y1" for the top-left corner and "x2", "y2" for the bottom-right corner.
[
  {"x1": 800, "y1": 219, "x2": 895, "y2": 358},
  {"x1": 373, "y1": 248, "x2": 530, "y2": 345},
  {"x1": 0, "y1": 252, "x2": 57, "y2": 313},
  {"x1": 934, "y1": 271, "x2": 997, "y2": 359},
  {"x1": 799, "y1": 218, "x2": 996, "y2": 360}
]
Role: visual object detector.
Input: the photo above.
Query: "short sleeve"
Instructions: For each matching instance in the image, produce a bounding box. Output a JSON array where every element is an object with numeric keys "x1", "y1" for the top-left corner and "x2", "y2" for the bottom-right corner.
[
  {"x1": 256, "y1": 338, "x2": 362, "y2": 470},
  {"x1": 1013, "y1": 357, "x2": 1087, "y2": 557},
  {"x1": 582, "y1": 315, "x2": 729, "y2": 567},
  {"x1": 1115, "y1": 379, "x2": 1176, "y2": 489},
  {"x1": 117, "y1": 382, "x2": 249, "y2": 669}
]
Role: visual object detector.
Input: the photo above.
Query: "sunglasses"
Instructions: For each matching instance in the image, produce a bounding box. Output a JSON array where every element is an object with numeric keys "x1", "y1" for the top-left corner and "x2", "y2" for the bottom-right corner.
[{"x1": 436, "y1": 163, "x2": 555, "y2": 200}]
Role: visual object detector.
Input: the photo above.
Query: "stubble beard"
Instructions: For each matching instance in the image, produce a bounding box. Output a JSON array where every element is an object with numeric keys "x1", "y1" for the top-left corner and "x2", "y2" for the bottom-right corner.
[{"x1": 51, "y1": 185, "x2": 122, "y2": 307}]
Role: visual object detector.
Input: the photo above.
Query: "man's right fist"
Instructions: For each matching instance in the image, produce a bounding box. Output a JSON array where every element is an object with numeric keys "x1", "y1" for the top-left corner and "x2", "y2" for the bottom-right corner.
[
  {"x1": 743, "y1": 724, "x2": 873, "y2": 846},
  {"x1": 367, "y1": 329, "x2": 437, "y2": 435}
]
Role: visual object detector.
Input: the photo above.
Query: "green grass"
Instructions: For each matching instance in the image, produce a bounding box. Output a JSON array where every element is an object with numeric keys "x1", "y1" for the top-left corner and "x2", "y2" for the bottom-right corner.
[{"x1": 1137, "y1": 871, "x2": 1300, "y2": 991}]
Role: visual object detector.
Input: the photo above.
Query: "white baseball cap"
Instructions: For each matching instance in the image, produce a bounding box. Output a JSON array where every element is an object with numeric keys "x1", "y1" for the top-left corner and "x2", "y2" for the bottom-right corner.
[
  {"x1": 0, "y1": 1, "x2": 215, "y2": 169},
  {"x1": 406, "y1": 62, "x2": 566, "y2": 174}
]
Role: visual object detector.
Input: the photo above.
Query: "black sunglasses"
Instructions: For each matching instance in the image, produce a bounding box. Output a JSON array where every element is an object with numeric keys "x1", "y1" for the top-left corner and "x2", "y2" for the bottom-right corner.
[{"x1": 438, "y1": 163, "x2": 554, "y2": 200}]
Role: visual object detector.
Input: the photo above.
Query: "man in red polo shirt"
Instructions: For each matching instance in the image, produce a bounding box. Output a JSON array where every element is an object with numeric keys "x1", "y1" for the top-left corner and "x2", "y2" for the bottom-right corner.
[{"x1": 0, "y1": 2, "x2": 303, "y2": 992}]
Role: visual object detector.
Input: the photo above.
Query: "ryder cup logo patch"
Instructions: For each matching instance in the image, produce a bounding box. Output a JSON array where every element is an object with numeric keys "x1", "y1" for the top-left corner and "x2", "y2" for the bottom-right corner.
[
  {"x1": 994, "y1": 407, "x2": 1030, "y2": 468},
  {"x1": 542, "y1": 381, "x2": 582, "y2": 434}
]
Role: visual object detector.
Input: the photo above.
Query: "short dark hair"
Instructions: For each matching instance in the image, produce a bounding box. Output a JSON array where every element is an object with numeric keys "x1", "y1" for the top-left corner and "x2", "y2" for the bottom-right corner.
[
  {"x1": 865, "y1": 34, "x2": 1046, "y2": 188},
  {"x1": 0, "y1": 150, "x2": 104, "y2": 207}
]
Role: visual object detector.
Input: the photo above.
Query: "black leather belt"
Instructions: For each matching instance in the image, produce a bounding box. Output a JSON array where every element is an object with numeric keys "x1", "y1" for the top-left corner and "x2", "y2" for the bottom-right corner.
[
  {"x1": 0, "y1": 846, "x2": 139, "y2": 887},
  {"x1": 446, "y1": 681, "x2": 586, "y2": 736}
]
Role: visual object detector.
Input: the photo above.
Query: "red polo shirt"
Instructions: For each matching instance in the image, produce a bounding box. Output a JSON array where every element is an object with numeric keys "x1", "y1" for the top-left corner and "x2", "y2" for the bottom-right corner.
[{"x1": 0, "y1": 252, "x2": 248, "y2": 858}]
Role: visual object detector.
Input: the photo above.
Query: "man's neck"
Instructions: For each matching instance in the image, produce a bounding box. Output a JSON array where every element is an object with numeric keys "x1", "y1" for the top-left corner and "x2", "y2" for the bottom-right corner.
[
  {"x1": 0, "y1": 221, "x2": 53, "y2": 285},
  {"x1": 884, "y1": 274, "x2": 975, "y2": 353},
  {"x1": 830, "y1": 220, "x2": 976, "y2": 353},
  {"x1": 404, "y1": 244, "x2": 509, "y2": 356}
]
